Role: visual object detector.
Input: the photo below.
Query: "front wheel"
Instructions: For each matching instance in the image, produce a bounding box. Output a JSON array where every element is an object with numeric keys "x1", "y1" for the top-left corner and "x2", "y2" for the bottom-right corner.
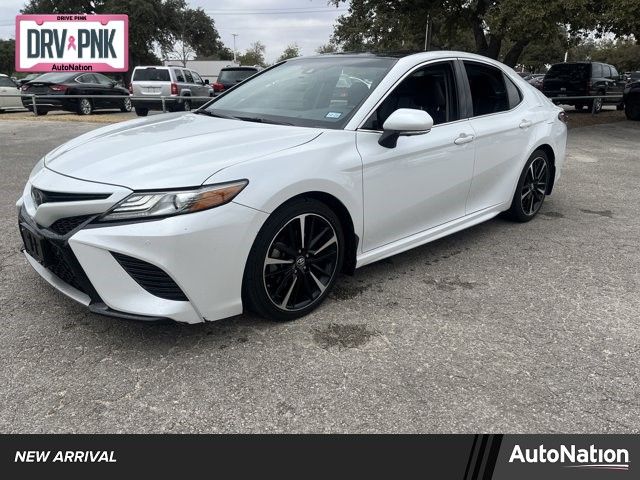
[
  {"x1": 243, "y1": 198, "x2": 344, "y2": 321},
  {"x1": 506, "y1": 150, "x2": 551, "y2": 222},
  {"x1": 134, "y1": 107, "x2": 148, "y2": 117},
  {"x1": 591, "y1": 95, "x2": 603, "y2": 114}
]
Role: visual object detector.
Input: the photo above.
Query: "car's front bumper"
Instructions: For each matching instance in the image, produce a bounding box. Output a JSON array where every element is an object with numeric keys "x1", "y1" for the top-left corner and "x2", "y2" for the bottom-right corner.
[{"x1": 18, "y1": 171, "x2": 268, "y2": 324}]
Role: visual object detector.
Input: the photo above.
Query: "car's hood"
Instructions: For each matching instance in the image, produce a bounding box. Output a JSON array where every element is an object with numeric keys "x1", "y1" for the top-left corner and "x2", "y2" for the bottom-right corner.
[{"x1": 44, "y1": 112, "x2": 322, "y2": 190}]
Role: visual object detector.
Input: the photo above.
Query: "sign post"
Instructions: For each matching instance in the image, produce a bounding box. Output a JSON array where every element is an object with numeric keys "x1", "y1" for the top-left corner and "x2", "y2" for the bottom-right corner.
[{"x1": 15, "y1": 14, "x2": 129, "y2": 73}]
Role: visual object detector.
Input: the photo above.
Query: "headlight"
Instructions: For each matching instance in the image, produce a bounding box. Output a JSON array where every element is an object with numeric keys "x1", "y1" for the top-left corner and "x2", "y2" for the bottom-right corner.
[{"x1": 99, "y1": 180, "x2": 248, "y2": 222}]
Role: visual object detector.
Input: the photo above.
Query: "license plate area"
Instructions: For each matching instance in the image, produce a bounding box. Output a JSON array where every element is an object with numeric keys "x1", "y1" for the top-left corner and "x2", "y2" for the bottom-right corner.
[{"x1": 19, "y1": 222, "x2": 50, "y2": 266}]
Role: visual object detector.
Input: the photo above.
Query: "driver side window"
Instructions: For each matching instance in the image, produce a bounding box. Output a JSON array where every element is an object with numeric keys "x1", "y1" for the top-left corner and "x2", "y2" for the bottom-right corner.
[{"x1": 362, "y1": 62, "x2": 458, "y2": 130}]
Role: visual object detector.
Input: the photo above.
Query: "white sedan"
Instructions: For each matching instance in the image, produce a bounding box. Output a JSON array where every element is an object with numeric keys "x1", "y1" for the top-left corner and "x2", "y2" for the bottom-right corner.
[
  {"x1": 17, "y1": 52, "x2": 567, "y2": 323},
  {"x1": 0, "y1": 74, "x2": 24, "y2": 111}
]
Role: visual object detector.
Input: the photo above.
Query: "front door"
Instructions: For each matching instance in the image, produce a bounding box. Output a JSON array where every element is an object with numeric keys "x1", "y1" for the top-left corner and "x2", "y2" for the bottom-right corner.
[{"x1": 357, "y1": 61, "x2": 476, "y2": 252}]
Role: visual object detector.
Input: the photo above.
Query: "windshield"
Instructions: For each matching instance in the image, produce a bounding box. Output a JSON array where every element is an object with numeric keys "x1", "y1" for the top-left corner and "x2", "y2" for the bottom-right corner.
[
  {"x1": 205, "y1": 56, "x2": 397, "y2": 129},
  {"x1": 546, "y1": 63, "x2": 589, "y2": 80},
  {"x1": 133, "y1": 68, "x2": 170, "y2": 81},
  {"x1": 218, "y1": 69, "x2": 257, "y2": 83}
]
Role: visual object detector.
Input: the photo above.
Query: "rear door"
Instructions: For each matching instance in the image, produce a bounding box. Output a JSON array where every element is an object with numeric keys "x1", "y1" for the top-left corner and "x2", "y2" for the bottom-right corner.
[
  {"x1": 463, "y1": 61, "x2": 537, "y2": 213},
  {"x1": 75, "y1": 74, "x2": 108, "y2": 107},
  {"x1": 190, "y1": 71, "x2": 209, "y2": 103}
]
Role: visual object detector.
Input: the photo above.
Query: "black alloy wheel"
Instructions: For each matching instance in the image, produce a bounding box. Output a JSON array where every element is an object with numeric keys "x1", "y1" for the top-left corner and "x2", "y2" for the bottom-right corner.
[
  {"x1": 243, "y1": 199, "x2": 344, "y2": 321},
  {"x1": 506, "y1": 150, "x2": 551, "y2": 222}
]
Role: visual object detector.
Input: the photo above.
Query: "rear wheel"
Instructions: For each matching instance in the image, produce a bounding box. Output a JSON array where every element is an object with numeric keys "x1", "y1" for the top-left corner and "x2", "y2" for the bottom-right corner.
[
  {"x1": 181, "y1": 98, "x2": 192, "y2": 112},
  {"x1": 120, "y1": 97, "x2": 132, "y2": 112},
  {"x1": 591, "y1": 95, "x2": 603, "y2": 114},
  {"x1": 243, "y1": 198, "x2": 344, "y2": 321},
  {"x1": 77, "y1": 98, "x2": 92, "y2": 115},
  {"x1": 134, "y1": 107, "x2": 148, "y2": 117},
  {"x1": 506, "y1": 150, "x2": 551, "y2": 222},
  {"x1": 33, "y1": 109, "x2": 48, "y2": 116},
  {"x1": 625, "y1": 95, "x2": 640, "y2": 120}
]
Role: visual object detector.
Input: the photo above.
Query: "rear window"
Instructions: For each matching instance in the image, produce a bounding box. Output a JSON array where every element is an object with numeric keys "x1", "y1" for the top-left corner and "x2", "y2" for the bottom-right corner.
[
  {"x1": 133, "y1": 68, "x2": 170, "y2": 82},
  {"x1": 32, "y1": 72, "x2": 75, "y2": 83},
  {"x1": 218, "y1": 69, "x2": 256, "y2": 83},
  {"x1": 0, "y1": 77, "x2": 15, "y2": 87},
  {"x1": 546, "y1": 64, "x2": 589, "y2": 80}
]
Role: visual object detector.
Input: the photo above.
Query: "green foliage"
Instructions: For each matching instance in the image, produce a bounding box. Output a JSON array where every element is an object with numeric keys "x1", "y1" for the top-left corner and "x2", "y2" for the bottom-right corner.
[
  {"x1": 238, "y1": 41, "x2": 267, "y2": 67},
  {"x1": 0, "y1": 39, "x2": 16, "y2": 74},
  {"x1": 330, "y1": 0, "x2": 638, "y2": 67},
  {"x1": 277, "y1": 44, "x2": 301, "y2": 62},
  {"x1": 316, "y1": 43, "x2": 339, "y2": 54}
]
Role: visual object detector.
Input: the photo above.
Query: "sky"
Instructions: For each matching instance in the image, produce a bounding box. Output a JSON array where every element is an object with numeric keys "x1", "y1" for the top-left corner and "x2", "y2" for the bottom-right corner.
[{"x1": 0, "y1": 0, "x2": 349, "y2": 63}]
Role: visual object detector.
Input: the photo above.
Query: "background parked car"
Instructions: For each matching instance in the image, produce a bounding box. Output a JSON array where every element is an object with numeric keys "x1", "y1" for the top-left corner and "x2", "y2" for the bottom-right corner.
[
  {"x1": 130, "y1": 65, "x2": 211, "y2": 116},
  {"x1": 628, "y1": 71, "x2": 640, "y2": 83},
  {"x1": 16, "y1": 73, "x2": 41, "y2": 87},
  {"x1": 212, "y1": 66, "x2": 259, "y2": 95},
  {"x1": 0, "y1": 74, "x2": 24, "y2": 112},
  {"x1": 542, "y1": 61, "x2": 625, "y2": 113},
  {"x1": 527, "y1": 74, "x2": 545, "y2": 90},
  {"x1": 623, "y1": 78, "x2": 640, "y2": 120},
  {"x1": 21, "y1": 72, "x2": 131, "y2": 116}
]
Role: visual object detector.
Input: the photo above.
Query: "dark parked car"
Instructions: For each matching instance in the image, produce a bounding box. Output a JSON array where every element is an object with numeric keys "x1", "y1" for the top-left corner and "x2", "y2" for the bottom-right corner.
[
  {"x1": 21, "y1": 72, "x2": 131, "y2": 116},
  {"x1": 542, "y1": 62, "x2": 625, "y2": 113},
  {"x1": 212, "y1": 66, "x2": 259, "y2": 95},
  {"x1": 16, "y1": 73, "x2": 41, "y2": 87},
  {"x1": 623, "y1": 78, "x2": 640, "y2": 120}
]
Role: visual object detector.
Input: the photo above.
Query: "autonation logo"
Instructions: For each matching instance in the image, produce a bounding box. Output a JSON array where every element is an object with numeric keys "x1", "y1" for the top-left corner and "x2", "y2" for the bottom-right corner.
[{"x1": 509, "y1": 444, "x2": 630, "y2": 471}]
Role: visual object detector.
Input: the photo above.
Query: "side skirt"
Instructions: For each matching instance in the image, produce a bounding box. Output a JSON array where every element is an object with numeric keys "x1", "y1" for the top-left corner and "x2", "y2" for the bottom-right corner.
[{"x1": 355, "y1": 203, "x2": 509, "y2": 269}]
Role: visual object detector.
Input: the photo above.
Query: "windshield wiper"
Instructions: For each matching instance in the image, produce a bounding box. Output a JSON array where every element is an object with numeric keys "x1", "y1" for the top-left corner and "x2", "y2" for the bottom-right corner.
[
  {"x1": 194, "y1": 110, "x2": 240, "y2": 120},
  {"x1": 237, "y1": 116, "x2": 294, "y2": 126}
]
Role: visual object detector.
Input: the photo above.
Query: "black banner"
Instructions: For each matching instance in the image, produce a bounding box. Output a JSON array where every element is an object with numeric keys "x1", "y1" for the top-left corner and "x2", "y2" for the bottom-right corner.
[{"x1": 0, "y1": 434, "x2": 636, "y2": 478}]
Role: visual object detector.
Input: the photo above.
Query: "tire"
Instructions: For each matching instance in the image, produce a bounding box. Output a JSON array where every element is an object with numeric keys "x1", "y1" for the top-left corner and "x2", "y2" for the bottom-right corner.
[
  {"x1": 625, "y1": 96, "x2": 640, "y2": 121},
  {"x1": 181, "y1": 98, "x2": 192, "y2": 112},
  {"x1": 243, "y1": 198, "x2": 345, "y2": 321},
  {"x1": 616, "y1": 102, "x2": 624, "y2": 111},
  {"x1": 77, "y1": 98, "x2": 92, "y2": 115},
  {"x1": 505, "y1": 150, "x2": 551, "y2": 222},
  {"x1": 134, "y1": 107, "x2": 149, "y2": 117},
  {"x1": 33, "y1": 109, "x2": 47, "y2": 116},
  {"x1": 120, "y1": 97, "x2": 132, "y2": 112},
  {"x1": 591, "y1": 95, "x2": 603, "y2": 114}
]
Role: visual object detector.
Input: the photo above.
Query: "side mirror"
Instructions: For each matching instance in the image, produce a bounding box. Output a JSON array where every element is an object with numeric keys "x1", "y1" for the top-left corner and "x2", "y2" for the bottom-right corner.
[
  {"x1": 204, "y1": 79, "x2": 210, "y2": 85},
  {"x1": 378, "y1": 108, "x2": 434, "y2": 148}
]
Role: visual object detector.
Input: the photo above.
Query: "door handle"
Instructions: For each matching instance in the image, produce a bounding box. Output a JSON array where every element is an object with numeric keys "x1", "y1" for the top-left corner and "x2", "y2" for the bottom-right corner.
[
  {"x1": 454, "y1": 133, "x2": 474, "y2": 145},
  {"x1": 519, "y1": 119, "x2": 533, "y2": 129}
]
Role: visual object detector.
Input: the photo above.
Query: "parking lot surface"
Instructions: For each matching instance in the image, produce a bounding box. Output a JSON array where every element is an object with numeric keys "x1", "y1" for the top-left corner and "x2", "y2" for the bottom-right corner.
[{"x1": 1, "y1": 118, "x2": 639, "y2": 433}]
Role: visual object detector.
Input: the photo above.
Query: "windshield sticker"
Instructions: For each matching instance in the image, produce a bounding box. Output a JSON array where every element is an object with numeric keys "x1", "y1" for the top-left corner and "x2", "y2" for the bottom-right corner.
[{"x1": 325, "y1": 112, "x2": 342, "y2": 119}]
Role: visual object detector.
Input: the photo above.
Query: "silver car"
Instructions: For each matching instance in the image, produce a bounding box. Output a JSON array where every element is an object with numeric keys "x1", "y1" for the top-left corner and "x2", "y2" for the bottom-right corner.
[{"x1": 130, "y1": 65, "x2": 212, "y2": 116}]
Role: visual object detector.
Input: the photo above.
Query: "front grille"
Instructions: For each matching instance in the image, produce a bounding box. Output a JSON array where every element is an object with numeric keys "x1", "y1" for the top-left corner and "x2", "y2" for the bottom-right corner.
[
  {"x1": 111, "y1": 252, "x2": 188, "y2": 301},
  {"x1": 31, "y1": 187, "x2": 111, "y2": 206},
  {"x1": 47, "y1": 215, "x2": 93, "y2": 235}
]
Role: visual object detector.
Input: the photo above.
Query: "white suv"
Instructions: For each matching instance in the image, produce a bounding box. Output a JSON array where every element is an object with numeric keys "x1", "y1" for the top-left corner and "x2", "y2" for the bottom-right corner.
[{"x1": 130, "y1": 65, "x2": 213, "y2": 116}]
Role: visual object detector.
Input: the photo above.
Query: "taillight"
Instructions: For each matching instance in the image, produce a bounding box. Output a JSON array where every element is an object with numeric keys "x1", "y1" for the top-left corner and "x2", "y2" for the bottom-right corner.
[
  {"x1": 50, "y1": 84, "x2": 67, "y2": 92},
  {"x1": 128, "y1": 82, "x2": 133, "y2": 94},
  {"x1": 558, "y1": 111, "x2": 568, "y2": 124},
  {"x1": 213, "y1": 82, "x2": 224, "y2": 92},
  {"x1": 170, "y1": 83, "x2": 178, "y2": 95}
]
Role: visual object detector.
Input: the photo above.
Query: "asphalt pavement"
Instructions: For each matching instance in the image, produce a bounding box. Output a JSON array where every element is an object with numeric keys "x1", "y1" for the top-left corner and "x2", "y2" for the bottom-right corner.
[{"x1": 0, "y1": 117, "x2": 638, "y2": 433}]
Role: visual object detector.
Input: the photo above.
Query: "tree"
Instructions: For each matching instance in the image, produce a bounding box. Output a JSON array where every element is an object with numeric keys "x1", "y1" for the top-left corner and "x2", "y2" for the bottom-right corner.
[
  {"x1": 277, "y1": 43, "x2": 300, "y2": 62},
  {"x1": 238, "y1": 41, "x2": 267, "y2": 67},
  {"x1": 329, "y1": 0, "x2": 635, "y2": 67},
  {"x1": 316, "y1": 43, "x2": 339, "y2": 54},
  {"x1": 0, "y1": 39, "x2": 15, "y2": 74},
  {"x1": 21, "y1": 0, "x2": 228, "y2": 77}
]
